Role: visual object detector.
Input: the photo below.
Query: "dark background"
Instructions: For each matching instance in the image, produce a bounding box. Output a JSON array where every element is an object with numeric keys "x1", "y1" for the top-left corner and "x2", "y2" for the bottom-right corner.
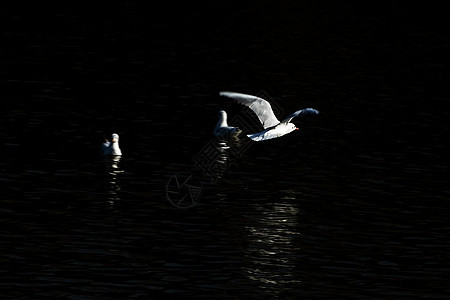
[{"x1": 1, "y1": 1, "x2": 449, "y2": 298}]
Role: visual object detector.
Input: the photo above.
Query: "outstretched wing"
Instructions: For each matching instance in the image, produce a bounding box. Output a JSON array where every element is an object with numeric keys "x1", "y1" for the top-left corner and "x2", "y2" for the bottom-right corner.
[
  {"x1": 280, "y1": 108, "x2": 319, "y2": 124},
  {"x1": 220, "y1": 91, "x2": 280, "y2": 129}
]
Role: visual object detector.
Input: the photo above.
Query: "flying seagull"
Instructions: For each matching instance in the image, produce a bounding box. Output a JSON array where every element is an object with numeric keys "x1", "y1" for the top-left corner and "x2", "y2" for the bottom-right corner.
[
  {"x1": 101, "y1": 133, "x2": 122, "y2": 155},
  {"x1": 219, "y1": 91, "x2": 319, "y2": 141},
  {"x1": 214, "y1": 110, "x2": 241, "y2": 137}
]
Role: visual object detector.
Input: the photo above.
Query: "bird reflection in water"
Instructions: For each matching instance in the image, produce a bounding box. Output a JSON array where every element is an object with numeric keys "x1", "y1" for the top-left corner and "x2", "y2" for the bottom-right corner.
[
  {"x1": 193, "y1": 130, "x2": 245, "y2": 184},
  {"x1": 104, "y1": 155, "x2": 123, "y2": 205},
  {"x1": 193, "y1": 109, "x2": 254, "y2": 183},
  {"x1": 216, "y1": 130, "x2": 240, "y2": 167},
  {"x1": 210, "y1": 131, "x2": 243, "y2": 183}
]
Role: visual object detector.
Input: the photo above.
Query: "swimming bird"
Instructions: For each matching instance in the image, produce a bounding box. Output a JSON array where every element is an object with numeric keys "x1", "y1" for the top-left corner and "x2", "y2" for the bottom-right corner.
[
  {"x1": 219, "y1": 91, "x2": 319, "y2": 141},
  {"x1": 101, "y1": 133, "x2": 122, "y2": 155},
  {"x1": 214, "y1": 110, "x2": 241, "y2": 137}
]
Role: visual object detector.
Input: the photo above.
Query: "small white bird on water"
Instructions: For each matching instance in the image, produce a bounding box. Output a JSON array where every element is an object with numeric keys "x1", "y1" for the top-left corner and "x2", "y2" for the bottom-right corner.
[
  {"x1": 220, "y1": 91, "x2": 319, "y2": 141},
  {"x1": 214, "y1": 110, "x2": 241, "y2": 137},
  {"x1": 101, "y1": 133, "x2": 122, "y2": 155}
]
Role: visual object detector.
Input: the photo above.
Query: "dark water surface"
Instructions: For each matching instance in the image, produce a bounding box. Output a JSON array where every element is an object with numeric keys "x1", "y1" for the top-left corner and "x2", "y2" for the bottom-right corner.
[{"x1": 1, "y1": 1, "x2": 449, "y2": 298}]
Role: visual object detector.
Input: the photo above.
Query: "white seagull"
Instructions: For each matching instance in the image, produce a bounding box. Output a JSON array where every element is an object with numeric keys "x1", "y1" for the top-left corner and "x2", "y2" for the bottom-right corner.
[
  {"x1": 214, "y1": 110, "x2": 241, "y2": 137},
  {"x1": 101, "y1": 133, "x2": 122, "y2": 155},
  {"x1": 220, "y1": 91, "x2": 319, "y2": 141}
]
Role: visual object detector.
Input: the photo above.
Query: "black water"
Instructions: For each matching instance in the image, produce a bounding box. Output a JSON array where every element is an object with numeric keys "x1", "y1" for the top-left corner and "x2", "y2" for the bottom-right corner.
[{"x1": 1, "y1": 1, "x2": 449, "y2": 298}]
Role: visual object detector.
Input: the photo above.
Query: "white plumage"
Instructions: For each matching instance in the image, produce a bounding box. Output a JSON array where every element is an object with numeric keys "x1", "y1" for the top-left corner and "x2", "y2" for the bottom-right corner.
[
  {"x1": 214, "y1": 110, "x2": 240, "y2": 137},
  {"x1": 101, "y1": 133, "x2": 122, "y2": 155},
  {"x1": 220, "y1": 92, "x2": 319, "y2": 141}
]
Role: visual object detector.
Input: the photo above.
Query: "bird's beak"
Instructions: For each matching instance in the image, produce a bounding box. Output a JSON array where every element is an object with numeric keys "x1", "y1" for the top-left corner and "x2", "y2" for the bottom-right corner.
[
  {"x1": 295, "y1": 127, "x2": 299, "y2": 130},
  {"x1": 111, "y1": 139, "x2": 116, "y2": 142}
]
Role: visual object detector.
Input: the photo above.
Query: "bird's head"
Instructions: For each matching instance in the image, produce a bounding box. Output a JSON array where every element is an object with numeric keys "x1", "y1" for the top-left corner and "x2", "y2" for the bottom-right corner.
[
  {"x1": 286, "y1": 123, "x2": 297, "y2": 132},
  {"x1": 111, "y1": 133, "x2": 119, "y2": 143}
]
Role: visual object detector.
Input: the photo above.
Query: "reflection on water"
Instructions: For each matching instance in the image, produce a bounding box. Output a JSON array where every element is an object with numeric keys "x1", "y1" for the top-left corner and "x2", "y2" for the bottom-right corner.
[
  {"x1": 212, "y1": 139, "x2": 230, "y2": 182},
  {"x1": 244, "y1": 199, "x2": 301, "y2": 289},
  {"x1": 1, "y1": 1, "x2": 449, "y2": 298},
  {"x1": 211, "y1": 133, "x2": 244, "y2": 182},
  {"x1": 104, "y1": 155, "x2": 123, "y2": 205},
  {"x1": 193, "y1": 132, "x2": 245, "y2": 184}
]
